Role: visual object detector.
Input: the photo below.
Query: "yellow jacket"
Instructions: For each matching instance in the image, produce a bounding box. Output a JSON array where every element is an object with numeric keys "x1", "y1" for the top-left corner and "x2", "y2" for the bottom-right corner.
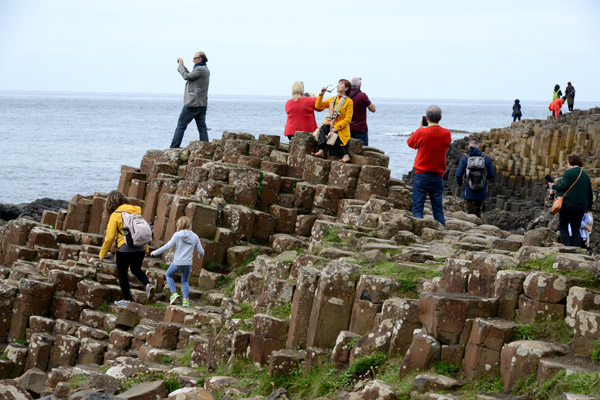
[
  {"x1": 99, "y1": 204, "x2": 148, "y2": 258},
  {"x1": 315, "y1": 94, "x2": 353, "y2": 146}
]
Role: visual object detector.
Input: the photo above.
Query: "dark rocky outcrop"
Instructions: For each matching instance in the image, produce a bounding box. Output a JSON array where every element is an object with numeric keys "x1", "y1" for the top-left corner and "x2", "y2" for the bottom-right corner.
[{"x1": 0, "y1": 198, "x2": 68, "y2": 222}]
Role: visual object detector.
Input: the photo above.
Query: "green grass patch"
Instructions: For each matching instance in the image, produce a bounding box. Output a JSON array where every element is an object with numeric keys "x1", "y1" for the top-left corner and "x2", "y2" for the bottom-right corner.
[
  {"x1": 434, "y1": 360, "x2": 460, "y2": 377},
  {"x1": 243, "y1": 249, "x2": 260, "y2": 266},
  {"x1": 10, "y1": 338, "x2": 27, "y2": 345},
  {"x1": 270, "y1": 303, "x2": 292, "y2": 319},
  {"x1": 513, "y1": 370, "x2": 600, "y2": 399},
  {"x1": 232, "y1": 302, "x2": 255, "y2": 320},
  {"x1": 97, "y1": 303, "x2": 109, "y2": 312},
  {"x1": 592, "y1": 338, "x2": 600, "y2": 364},
  {"x1": 69, "y1": 375, "x2": 89, "y2": 389},
  {"x1": 341, "y1": 352, "x2": 388, "y2": 385},
  {"x1": 121, "y1": 371, "x2": 181, "y2": 392},
  {"x1": 512, "y1": 316, "x2": 573, "y2": 345},
  {"x1": 161, "y1": 355, "x2": 175, "y2": 365},
  {"x1": 353, "y1": 260, "x2": 441, "y2": 298},
  {"x1": 518, "y1": 255, "x2": 600, "y2": 289},
  {"x1": 323, "y1": 227, "x2": 342, "y2": 243},
  {"x1": 146, "y1": 302, "x2": 167, "y2": 312},
  {"x1": 0, "y1": 353, "x2": 8, "y2": 360}
]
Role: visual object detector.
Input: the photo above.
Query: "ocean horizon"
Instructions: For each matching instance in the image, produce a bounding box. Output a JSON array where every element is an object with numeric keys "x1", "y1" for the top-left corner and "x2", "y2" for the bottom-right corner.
[{"x1": 2, "y1": 90, "x2": 600, "y2": 204}]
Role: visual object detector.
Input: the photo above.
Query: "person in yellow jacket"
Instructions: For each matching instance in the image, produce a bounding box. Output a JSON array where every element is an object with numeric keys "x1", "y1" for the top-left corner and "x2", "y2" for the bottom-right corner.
[
  {"x1": 99, "y1": 190, "x2": 154, "y2": 307},
  {"x1": 313, "y1": 79, "x2": 353, "y2": 163}
]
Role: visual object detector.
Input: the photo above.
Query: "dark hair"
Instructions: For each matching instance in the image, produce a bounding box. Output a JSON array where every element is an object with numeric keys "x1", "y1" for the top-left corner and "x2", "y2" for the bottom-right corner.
[
  {"x1": 567, "y1": 153, "x2": 583, "y2": 167},
  {"x1": 554, "y1": 84, "x2": 560, "y2": 90},
  {"x1": 339, "y1": 79, "x2": 352, "y2": 96},
  {"x1": 426, "y1": 105, "x2": 442, "y2": 123},
  {"x1": 468, "y1": 136, "x2": 480, "y2": 145},
  {"x1": 514, "y1": 99, "x2": 520, "y2": 104},
  {"x1": 197, "y1": 51, "x2": 208, "y2": 62}
]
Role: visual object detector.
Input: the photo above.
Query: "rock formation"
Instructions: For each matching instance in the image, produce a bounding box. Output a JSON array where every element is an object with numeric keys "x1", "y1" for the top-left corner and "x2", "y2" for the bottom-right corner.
[{"x1": 0, "y1": 114, "x2": 599, "y2": 399}]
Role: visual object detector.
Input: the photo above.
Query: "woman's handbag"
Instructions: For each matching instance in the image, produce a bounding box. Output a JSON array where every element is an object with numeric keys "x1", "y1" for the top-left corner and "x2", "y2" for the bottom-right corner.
[
  {"x1": 550, "y1": 169, "x2": 583, "y2": 214},
  {"x1": 326, "y1": 131, "x2": 339, "y2": 145}
]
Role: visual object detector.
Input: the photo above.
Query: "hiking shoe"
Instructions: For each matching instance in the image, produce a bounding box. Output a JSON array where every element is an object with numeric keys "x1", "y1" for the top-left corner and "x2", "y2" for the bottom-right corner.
[
  {"x1": 115, "y1": 300, "x2": 130, "y2": 308},
  {"x1": 146, "y1": 284, "x2": 155, "y2": 302},
  {"x1": 182, "y1": 300, "x2": 190, "y2": 307},
  {"x1": 170, "y1": 293, "x2": 180, "y2": 305}
]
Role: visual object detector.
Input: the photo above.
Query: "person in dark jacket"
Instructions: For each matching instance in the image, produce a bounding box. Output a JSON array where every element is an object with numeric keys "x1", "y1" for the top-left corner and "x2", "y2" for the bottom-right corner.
[
  {"x1": 565, "y1": 82, "x2": 576, "y2": 111},
  {"x1": 553, "y1": 84, "x2": 562, "y2": 101},
  {"x1": 512, "y1": 99, "x2": 522, "y2": 122},
  {"x1": 548, "y1": 153, "x2": 594, "y2": 247},
  {"x1": 455, "y1": 137, "x2": 496, "y2": 218}
]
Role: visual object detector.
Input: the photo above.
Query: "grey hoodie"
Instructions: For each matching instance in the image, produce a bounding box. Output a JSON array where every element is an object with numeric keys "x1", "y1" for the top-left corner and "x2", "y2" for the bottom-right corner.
[{"x1": 153, "y1": 230, "x2": 204, "y2": 265}]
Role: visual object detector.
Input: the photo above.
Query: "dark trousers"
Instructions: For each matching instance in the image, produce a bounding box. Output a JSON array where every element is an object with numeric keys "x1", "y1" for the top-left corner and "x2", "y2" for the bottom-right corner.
[
  {"x1": 351, "y1": 130, "x2": 369, "y2": 146},
  {"x1": 513, "y1": 116, "x2": 521, "y2": 122},
  {"x1": 411, "y1": 172, "x2": 445, "y2": 226},
  {"x1": 465, "y1": 199, "x2": 484, "y2": 217},
  {"x1": 116, "y1": 251, "x2": 149, "y2": 301},
  {"x1": 558, "y1": 200, "x2": 587, "y2": 247},
  {"x1": 317, "y1": 125, "x2": 347, "y2": 156},
  {"x1": 170, "y1": 105, "x2": 208, "y2": 148}
]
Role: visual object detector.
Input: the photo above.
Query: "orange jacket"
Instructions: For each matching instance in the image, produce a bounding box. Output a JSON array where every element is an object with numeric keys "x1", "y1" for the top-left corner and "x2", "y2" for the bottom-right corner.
[{"x1": 548, "y1": 98, "x2": 564, "y2": 119}]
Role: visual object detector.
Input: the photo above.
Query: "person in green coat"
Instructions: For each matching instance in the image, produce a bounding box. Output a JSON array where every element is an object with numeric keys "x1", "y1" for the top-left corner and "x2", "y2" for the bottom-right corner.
[
  {"x1": 553, "y1": 84, "x2": 562, "y2": 101},
  {"x1": 548, "y1": 153, "x2": 594, "y2": 247},
  {"x1": 565, "y1": 82, "x2": 576, "y2": 111}
]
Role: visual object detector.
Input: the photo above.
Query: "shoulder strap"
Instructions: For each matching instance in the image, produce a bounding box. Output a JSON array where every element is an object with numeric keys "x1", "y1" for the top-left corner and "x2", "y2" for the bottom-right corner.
[
  {"x1": 350, "y1": 89, "x2": 361, "y2": 99},
  {"x1": 563, "y1": 169, "x2": 583, "y2": 197}
]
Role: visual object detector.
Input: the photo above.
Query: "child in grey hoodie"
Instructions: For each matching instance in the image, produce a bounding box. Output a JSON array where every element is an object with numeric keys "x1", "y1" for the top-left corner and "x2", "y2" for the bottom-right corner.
[{"x1": 151, "y1": 216, "x2": 204, "y2": 307}]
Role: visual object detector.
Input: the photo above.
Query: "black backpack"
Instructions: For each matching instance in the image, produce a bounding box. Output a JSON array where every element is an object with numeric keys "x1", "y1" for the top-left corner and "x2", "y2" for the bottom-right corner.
[{"x1": 465, "y1": 154, "x2": 487, "y2": 190}]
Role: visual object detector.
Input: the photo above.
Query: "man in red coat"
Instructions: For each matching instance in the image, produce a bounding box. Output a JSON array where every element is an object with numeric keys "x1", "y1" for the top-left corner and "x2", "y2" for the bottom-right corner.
[
  {"x1": 549, "y1": 98, "x2": 564, "y2": 119},
  {"x1": 407, "y1": 106, "x2": 452, "y2": 226}
]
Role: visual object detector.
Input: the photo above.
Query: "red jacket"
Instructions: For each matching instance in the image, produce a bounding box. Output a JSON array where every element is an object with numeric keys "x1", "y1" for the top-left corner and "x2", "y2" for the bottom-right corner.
[
  {"x1": 407, "y1": 125, "x2": 452, "y2": 176},
  {"x1": 284, "y1": 97, "x2": 317, "y2": 136}
]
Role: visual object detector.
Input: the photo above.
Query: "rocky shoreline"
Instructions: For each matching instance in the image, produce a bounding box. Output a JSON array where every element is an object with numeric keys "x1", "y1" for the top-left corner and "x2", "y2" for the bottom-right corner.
[{"x1": 0, "y1": 110, "x2": 599, "y2": 399}]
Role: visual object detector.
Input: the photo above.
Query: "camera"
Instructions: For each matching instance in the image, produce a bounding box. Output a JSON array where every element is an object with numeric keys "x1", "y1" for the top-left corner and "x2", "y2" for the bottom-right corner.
[
  {"x1": 544, "y1": 175, "x2": 554, "y2": 183},
  {"x1": 422, "y1": 116, "x2": 428, "y2": 127}
]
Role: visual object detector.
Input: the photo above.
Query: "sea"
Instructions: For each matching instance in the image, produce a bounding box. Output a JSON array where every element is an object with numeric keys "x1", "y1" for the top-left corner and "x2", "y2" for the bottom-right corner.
[{"x1": 2, "y1": 91, "x2": 599, "y2": 204}]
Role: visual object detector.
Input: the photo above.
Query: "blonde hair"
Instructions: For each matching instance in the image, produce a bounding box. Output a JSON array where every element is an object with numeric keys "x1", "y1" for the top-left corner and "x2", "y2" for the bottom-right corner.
[
  {"x1": 291, "y1": 81, "x2": 304, "y2": 102},
  {"x1": 176, "y1": 216, "x2": 192, "y2": 231},
  {"x1": 104, "y1": 190, "x2": 128, "y2": 217}
]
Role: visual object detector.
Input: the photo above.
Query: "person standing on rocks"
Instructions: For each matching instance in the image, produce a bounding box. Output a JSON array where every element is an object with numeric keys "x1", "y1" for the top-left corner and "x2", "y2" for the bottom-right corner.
[
  {"x1": 565, "y1": 82, "x2": 576, "y2": 111},
  {"x1": 99, "y1": 190, "x2": 154, "y2": 308},
  {"x1": 455, "y1": 137, "x2": 495, "y2": 218},
  {"x1": 349, "y1": 77, "x2": 376, "y2": 146},
  {"x1": 170, "y1": 51, "x2": 210, "y2": 148},
  {"x1": 553, "y1": 84, "x2": 562, "y2": 101},
  {"x1": 549, "y1": 97, "x2": 565, "y2": 119},
  {"x1": 407, "y1": 105, "x2": 452, "y2": 227},
  {"x1": 548, "y1": 153, "x2": 594, "y2": 247},
  {"x1": 512, "y1": 99, "x2": 522, "y2": 122}
]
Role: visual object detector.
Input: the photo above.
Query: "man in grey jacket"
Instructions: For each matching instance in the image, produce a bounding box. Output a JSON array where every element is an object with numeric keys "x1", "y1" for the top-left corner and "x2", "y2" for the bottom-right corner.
[{"x1": 170, "y1": 51, "x2": 210, "y2": 148}]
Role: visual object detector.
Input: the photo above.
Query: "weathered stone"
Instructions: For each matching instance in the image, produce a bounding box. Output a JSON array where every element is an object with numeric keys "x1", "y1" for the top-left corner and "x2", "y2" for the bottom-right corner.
[
  {"x1": 223, "y1": 204, "x2": 255, "y2": 242},
  {"x1": 462, "y1": 318, "x2": 516, "y2": 378},
  {"x1": 438, "y1": 258, "x2": 471, "y2": 294},
  {"x1": 25, "y1": 332, "x2": 54, "y2": 371},
  {"x1": 117, "y1": 380, "x2": 168, "y2": 400},
  {"x1": 355, "y1": 166, "x2": 390, "y2": 201},
  {"x1": 198, "y1": 268, "x2": 223, "y2": 290},
  {"x1": 270, "y1": 205, "x2": 297, "y2": 234},
  {"x1": 232, "y1": 272, "x2": 264, "y2": 303},
  {"x1": 572, "y1": 310, "x2": 600, "y2": 356},
  {"x1": 185, "y1": 203, "x2": 218, "y2": 240},
  {"x1": 146, "y1": 322, "x2": 180, "y2": 350},
  {"x1": 306, "y1": 261, "x2": 361, "y2": 348},
  {"x1": 271, "y1": 234, "x2": 305, "y2": 253},
  {"x1": 349, "y1": 275, "x2": 398, "y2": 335},
  {"x1": 467, "y1": 256, "x2": 502, "y2": 297},
  {"x1": 312, "y1": 185, "x2": 346, "y2": 215},
  {"x1": 494, "y1": 270, "x2": 527, "y2": 320},
  {"x1": 517, "y1": 294, "x2": 565, "y2": 323},
  {"x1": 419, "y1": 292, "x2": 498, "y2": 345},
  {"x1": 254, "y1": 278, "x2": 295, "y2": 309},
  {"x1": 227, "y1": 246, "x2": 254, "y2": 268},
  {"x1": 522, "y1": 228, "x2": 557, "y2": 247},
  {"x1": 331, "y1": 331, "x2": 361, "y2": 365},
  {"x1": 15, "y1": 367, "x2": 47, "y2": 397},
  {"x1": 399, "y1": 328, "x2": 441, "y2": 376},
  {"x1": 523, "y1": 272, "x2": 572, "y2": 303},
  {"x1": 77, "y1": 338, "x2": 107, "y2": 365},
  {"x1": 362, "y1": 379, "x2": 398, "y2": 400},
  {"x1": 48, "y1": 334, "x2": 80, "y2": 370},
  {"x1": 0, "y1": 379, "x2": 33, "y2": 400},
  {"x1": 268, "y1": 349, "x2": 305, "y2": 376},
  {"x1": 350, "y1": 319, "x2": 395, "y2": 362},
  {"x1": 287, "y1": 266, "x2": 320, "y2": 349},
  {"x1": 302, "y1": 156, "x2": 330, "y2": 185},
  {"x1": 412, "y1": 373, "x2": 462, "y2": 393},
  {"x1": 500, "y1": 340, "x2": 567, "y2": 390},
  {"x1": 565, "y1": 286, "x2": 600, "y2": 328}
]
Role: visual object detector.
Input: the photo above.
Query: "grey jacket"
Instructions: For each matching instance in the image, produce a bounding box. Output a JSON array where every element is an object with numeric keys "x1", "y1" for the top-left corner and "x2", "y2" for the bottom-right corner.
[
  {"x1": 153, "y1": 230, "x2": 204, "y2": 265},
  {"x1": 178, "y1": 64, "x2": 210, "y2": 107}
]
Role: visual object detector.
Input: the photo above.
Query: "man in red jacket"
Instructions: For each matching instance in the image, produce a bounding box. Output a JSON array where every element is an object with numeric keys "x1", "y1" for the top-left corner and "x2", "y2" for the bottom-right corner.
[{"x1": 407, "y1": 106, "x2": 452, "y2": 226}]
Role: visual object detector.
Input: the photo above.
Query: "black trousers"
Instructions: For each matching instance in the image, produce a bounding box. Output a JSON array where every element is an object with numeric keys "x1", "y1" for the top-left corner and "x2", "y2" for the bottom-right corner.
[
  {"x1": 558, "y1": 200, "x2": 586, "y2": 247},
  {"x1": 317, "y1": 125, "x2": 347, "y2": 156},
  {"x1": 116, "y1": 251, "x2": 149, "y2": 301}
]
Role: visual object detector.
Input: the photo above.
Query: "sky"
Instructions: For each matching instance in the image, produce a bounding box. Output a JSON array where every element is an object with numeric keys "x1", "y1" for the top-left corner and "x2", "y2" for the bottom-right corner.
[{"x1": 0, "y1": 0, "x2": 599, "y2": 101}]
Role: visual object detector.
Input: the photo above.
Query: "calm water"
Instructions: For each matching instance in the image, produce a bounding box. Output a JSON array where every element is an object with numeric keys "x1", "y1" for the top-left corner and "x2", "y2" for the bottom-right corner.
[{"x1": 1, "y1": 91, "x2": 599, "y2": 204}]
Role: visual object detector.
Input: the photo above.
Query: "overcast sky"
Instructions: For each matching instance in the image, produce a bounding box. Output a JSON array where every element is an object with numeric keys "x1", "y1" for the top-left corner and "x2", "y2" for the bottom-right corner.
[{"x1": 1, "y1": 0, "x2": 598, "y2": 101}]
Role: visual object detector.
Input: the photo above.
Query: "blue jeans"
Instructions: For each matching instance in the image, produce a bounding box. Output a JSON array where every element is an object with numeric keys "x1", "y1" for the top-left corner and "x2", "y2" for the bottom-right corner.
[
  {"x1": 166, "y1": 264, "x2": 191, "y2": 298},
  {"x1": 412, "y1": 172, "x2": 445, "y2": 226},
  {"x1": 351, "y1": 131, "x2": 368, "y2": 146},
  {"x1": 170, "y1": 106, "x2": 208, "y2": 148}
]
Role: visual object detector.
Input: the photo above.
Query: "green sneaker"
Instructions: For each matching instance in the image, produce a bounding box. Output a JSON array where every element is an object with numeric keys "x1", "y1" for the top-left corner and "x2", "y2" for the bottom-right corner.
[
  {"x1": 182, "y1": 300, "x2": 190, "y2": 307},
  {"x1": 169, "y1": 293, "x2": 180, "y2": 305}
]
